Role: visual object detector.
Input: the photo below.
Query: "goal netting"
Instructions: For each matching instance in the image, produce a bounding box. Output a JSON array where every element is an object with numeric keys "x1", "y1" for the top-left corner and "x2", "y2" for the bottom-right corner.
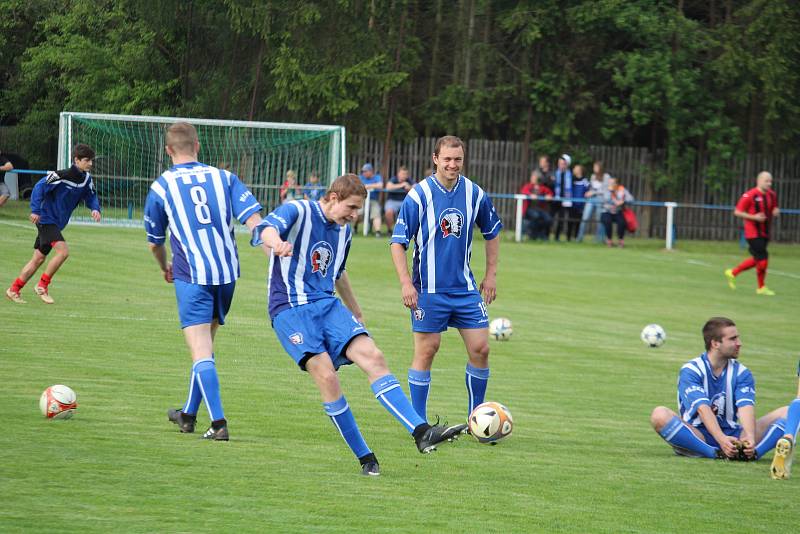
[{"x1": 58, "y1": 112, "x2": 346, "y2": 226}]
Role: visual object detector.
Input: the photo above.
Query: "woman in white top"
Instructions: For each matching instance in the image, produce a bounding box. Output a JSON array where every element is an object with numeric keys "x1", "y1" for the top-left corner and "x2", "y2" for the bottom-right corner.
[{"x1": 576, "y1": 160, "x2": 611, "y2": 242}]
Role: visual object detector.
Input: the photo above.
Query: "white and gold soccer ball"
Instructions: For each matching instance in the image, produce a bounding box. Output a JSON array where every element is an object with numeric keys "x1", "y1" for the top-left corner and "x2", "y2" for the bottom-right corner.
[
  {"x1": 489, "y1": 317, "x2": 513, "y2": 341},
  {"x1": 39, "y1": 385, "x2": 77, "y2": 419},
  {"x1": 641, "y1": 324, "x2": 667, "y2": 348},
  {"x1": 468, "y1": 401, "x2": 513, "y2": 444}
]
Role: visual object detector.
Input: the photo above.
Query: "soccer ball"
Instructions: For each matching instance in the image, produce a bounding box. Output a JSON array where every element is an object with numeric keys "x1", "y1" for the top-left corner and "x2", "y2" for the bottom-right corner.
[
  {"x1": 39, "y1": 385, "x2": 77, "y2": 419},
  {"x1": 489, "y1": 317, "x2": 513, "y2": 341},
  {"x1": 468, "y1": 401, "x2": 513, "y2": 444},
  {"x1": 641, "y1": 324, "x2": 667, "y2": 348}
]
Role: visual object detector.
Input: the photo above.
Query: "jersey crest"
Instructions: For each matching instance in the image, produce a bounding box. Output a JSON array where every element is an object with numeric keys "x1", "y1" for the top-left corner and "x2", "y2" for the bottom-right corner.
[
  {"x1": 710, "y1": 392, "x2": 726, "y2": 418},
  {"x1": 310, "y1": 241, "x2": 334, "y2": 277},
  {"x1": 439, "y1": 208, "x2": 464, "y2": 238}
]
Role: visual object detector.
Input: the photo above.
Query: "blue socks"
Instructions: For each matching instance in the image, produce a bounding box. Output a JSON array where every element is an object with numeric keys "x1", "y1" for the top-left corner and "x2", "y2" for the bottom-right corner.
[
  {"x1": 372, "y1": 374, "x2": 425, "y2": 432},
  {"x1": 785, "y1": 399, "x2": 800, "y2": 442},
  {"x1": 659, "y1": 416, "x2": 718, "y2": 458},
  {"x1": 182, "y1": 354, "x2": 215, "y2": 416},
  {"x1": 194, "y1": 357, "x2": 225, "y2": 422},
  {"x1": 466, "y1": 364, "x2": 490, "y2": 416},
  {"x1": 408, "y1": 369, "x2": 431, "y2": 421},
  {"x1": 324, "y1": 396, "x2": 371, "y2": 459},
  {"x1": 755, "y1": 418, "x2": 786, "y2": 459}
]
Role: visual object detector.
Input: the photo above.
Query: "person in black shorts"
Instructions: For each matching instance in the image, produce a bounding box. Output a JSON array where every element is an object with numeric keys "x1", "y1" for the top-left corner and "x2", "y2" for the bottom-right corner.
[{"x1": 5, "y1": 144, "x2": 101, "y2": 304}]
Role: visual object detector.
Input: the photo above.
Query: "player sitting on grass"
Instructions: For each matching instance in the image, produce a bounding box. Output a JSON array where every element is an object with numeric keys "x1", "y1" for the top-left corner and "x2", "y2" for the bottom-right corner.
[
  {"x1": 770, "y1": 362, "x2": 800, "y2": 479},
  {"x1": 6, "y1": 143, "x2": 101, "y2": 304},
  {"x1": 251, "y1": 174, "x2": 464, "y2": 476},
  {"x1": 650, "y1": 317, "x2": 787, "y2": 460}
]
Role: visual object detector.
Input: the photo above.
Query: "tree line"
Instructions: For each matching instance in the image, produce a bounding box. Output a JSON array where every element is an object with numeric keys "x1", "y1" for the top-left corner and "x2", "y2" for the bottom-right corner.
[{"x1": 1, "y1": 0, "x2": 798, "y2": 190}]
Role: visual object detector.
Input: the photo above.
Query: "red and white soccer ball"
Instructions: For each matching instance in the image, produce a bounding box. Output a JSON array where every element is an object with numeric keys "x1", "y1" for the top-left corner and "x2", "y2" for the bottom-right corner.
[
  {"x1": 468, "y1": 401, "x2": 513, "y2": 444},
  {"x1": 39, "y1": 385, "x2": 77, "y2": 419}
]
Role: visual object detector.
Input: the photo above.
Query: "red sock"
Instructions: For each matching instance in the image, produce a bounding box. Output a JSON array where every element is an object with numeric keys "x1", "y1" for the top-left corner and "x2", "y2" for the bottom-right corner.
[
  {"x1": 11, "y1": 277, "x2": 26, "y2": 292},
  {"x1": 39, "y1": 273, "x2": 52, "y2": 289},
  {"x1": 732, "y1": 257, "x2": 757, "y2": 275},
  {"x1": 756, "y1": 259, "x2": 768, "y2": 288}
]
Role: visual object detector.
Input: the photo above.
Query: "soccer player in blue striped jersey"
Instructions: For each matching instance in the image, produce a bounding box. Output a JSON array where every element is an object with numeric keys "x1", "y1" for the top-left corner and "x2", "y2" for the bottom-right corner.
[
  {"x1": 144, "y1": 122, "x2": 270, "y2": 441},
  {"x1": 651, "y1": 317, "x2": 788, "y2": 460},
  {"x1": 251, "y1": 174, "x2": 464, "y2": 476},
  {"x1": 390, "y1": 136, "x2": 502, "y2": 424},
  {"x1": 771, "y1": 361, "x2": 800, "y2": 479},
  {"x1": 6, "y1": 143, "x2": 101, "y2": 304}
]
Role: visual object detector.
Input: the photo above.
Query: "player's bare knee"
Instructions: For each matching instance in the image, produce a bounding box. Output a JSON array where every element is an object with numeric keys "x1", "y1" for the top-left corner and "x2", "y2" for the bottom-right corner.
[{"x1": 650, "y1": 406, "x2": 672, "y2": 431}]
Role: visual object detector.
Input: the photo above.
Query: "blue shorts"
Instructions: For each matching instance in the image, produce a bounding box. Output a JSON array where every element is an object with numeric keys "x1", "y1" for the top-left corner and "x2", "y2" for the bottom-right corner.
[
  {"x1": 272, "y1": 297, "x2": 368, "y2": 371},
  {"x1": 174, "y1": 279, "x2": 235, "y2": 328},
  {"x1": 697, "y1": 425, "x2": 742, "y2": 448},
  {"x1": 411, "y1": 292, "x2": 489, "y2": 333}
]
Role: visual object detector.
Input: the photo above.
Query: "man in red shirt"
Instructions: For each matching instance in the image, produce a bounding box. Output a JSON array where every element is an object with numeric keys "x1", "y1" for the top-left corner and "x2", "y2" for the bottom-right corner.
[
  {"x1": 725, "y1": 171, "x2": 780, "y2": 295},
  {"x1": 520, "y1": 170, "x2": 554, "y2": 240}
]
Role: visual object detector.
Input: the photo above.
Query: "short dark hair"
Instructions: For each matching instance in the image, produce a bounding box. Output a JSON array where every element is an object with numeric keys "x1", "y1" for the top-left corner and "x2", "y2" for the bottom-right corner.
[
  {"x1": 324, "y1": 174, "x2": 367, "y2": 201},
  {"x1": 702, "y1": 317, "x2": 736, "y2": 350},
  {"x1": 73, "y1": 143, "x2": 95, "y2": 160},
  {"x1": 434, "y1": 135, "x2": 465, "y2": 156}
]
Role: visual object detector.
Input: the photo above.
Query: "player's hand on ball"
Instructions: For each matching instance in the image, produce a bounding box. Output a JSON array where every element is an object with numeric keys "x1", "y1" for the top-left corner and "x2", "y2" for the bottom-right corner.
[
  {"x1": 30, "y1": 213, "x2": 40, "y2": 224},
  {"x1": 91, "y1": 210, "x2": 101, "y2": 222},
  {"x1": 480, "y1": 276, "x2": 497, "y2": 305},
  {"x1": 400, "y1": 281, "x2": 418, "y2": 309}
]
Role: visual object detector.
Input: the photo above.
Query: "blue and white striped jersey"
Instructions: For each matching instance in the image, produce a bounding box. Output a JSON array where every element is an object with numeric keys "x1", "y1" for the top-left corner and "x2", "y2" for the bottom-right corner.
[
  {"x1": 263, "y1": 200, "x2": 352, "y2": 319},
  {"x1": 391, "y1": 174, "x2": 502, "y2": 294},
  {"x1": 30, "y1": 166, "x2": 101, "y2": 229},
  {"x1": 677, "y1": 352, "x2": 756, "y2": 433},
  {"x1": 144, "y1": 162, "x2": 262, "y2": 285}
]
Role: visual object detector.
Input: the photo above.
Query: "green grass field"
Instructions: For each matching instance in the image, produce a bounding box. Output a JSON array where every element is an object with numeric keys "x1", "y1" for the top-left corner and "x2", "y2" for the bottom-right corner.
[{"x1": 2, "y1": 199, "x2": 800, "y2": 533}]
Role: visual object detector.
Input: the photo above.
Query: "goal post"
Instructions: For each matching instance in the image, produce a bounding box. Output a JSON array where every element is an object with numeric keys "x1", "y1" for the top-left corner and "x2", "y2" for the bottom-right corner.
[{"x1": 58, "y1": 112, "x2": 346, "y2": 226}]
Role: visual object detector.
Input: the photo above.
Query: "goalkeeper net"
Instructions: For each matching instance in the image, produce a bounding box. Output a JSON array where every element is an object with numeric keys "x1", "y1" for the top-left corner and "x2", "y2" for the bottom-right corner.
[{"x1": 58, "y1": 112, "x2": 346, "y2": 226}]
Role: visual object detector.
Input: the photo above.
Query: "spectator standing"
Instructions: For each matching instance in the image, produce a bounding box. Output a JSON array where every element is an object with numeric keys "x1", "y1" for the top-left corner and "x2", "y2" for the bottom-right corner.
[
  {"x1": 568, "y1": 164, "x2": 589, "y2": 241},
  {"x1": 279, "y1": 169, "x2": 301, "y2": 204},
  {"x1": 0, "y1": 150, "x2": 13, "y2": 207},
  {"x1": 358, "y1": 163, "x2": 383, "y2": 237},
  {"x1": 537, "y1": 155, "x2": 554, "y2": 192},
  {"x1": 303, "y1": 170, "x2": 324, "y2": 202},
  {"x1": 577, "y1": 160, "x2": 611, "y2": 243},
  {"x1": 519, "y1": 170, "x2": 554, "y2": 241},
  {"x1": 600, "y1": 176, "x2": 633, "y2": 248},
  {"x1": 552, "y1": 154, "x2": 573, "y2": 241},
  {"x1": 384, "y1": 165, "x2": 414, "y2": 231}
]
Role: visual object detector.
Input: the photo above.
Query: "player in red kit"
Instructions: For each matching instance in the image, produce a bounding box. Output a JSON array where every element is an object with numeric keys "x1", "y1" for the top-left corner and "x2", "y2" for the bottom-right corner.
[{"x1": 725, "y1": 171, "x2": 779, "y2": 295}]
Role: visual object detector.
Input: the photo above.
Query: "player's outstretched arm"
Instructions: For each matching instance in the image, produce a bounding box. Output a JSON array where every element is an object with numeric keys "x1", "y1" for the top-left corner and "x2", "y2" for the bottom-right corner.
[
  {"x1": 148, "y1": 243, "x2": 173, "y2": 283},
  {"x1": 697, "y1": 405, "x2": 737, "y2": 457},
  {"x1": 257, "y1": 225, "x2": 293, "y2": 257},
  {"x1": 390, "y1": 242, "x2": 417, "y2": 309},
  {"x1": 480, "y1": 235, "x2": 499, "y2": 305},
  {"x1": 334, "y1": 271, "x2": 364, "y2": 324},
  {"x1": 243, "y1": 213, "x2": 274, "y2": 257}
]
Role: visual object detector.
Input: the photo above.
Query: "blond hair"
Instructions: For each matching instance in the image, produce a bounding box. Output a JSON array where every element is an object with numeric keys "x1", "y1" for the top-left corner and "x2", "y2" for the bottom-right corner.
[{"x1": 166, "y1": 122, "x2": 198, "y2": 155}]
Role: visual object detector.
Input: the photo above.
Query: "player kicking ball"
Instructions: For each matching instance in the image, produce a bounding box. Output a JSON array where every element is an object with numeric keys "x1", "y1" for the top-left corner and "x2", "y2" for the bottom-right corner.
[
  {"x1": 251, "y1": 174, "x2": 464, "y2": 476},
  {"x1": 770, "y1": 361, "x2": 800, "y2": 479},
  {"x1": 650, "y1": 317, "x2": 787, "y2": 461}
]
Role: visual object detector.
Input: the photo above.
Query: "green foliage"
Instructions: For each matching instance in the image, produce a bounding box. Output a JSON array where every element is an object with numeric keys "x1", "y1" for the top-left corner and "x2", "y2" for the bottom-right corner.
[{"x1": 1, "y1": 0, "x2": 798, "y2": 185}]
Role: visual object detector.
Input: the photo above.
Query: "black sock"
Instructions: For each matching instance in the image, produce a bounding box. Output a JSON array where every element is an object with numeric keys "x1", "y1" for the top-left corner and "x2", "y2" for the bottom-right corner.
[
  {"x1": 211, "y1": 418, "x2": 227, "y2": 430},
  {"x1": 358, "y1": 452, "x2": 378, "y2": 466}
]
